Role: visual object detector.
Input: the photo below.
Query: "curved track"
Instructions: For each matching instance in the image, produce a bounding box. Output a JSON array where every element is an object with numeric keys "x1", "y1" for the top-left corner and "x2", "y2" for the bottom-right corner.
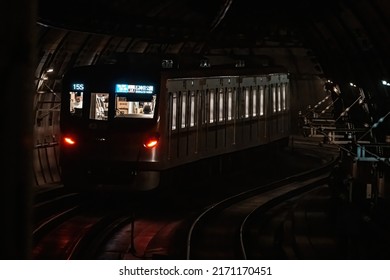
[
  {"x1": 186, "y1": 160, "x2": 336, "y2": 259},
  {"x1": 32, "y1": 137, "x2": 340, "y2": 260}
]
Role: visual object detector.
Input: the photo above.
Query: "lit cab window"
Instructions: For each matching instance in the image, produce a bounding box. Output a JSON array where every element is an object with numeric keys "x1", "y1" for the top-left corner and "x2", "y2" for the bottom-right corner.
[
  {"x1": 115, "y1": 96, "x2": 155, "y2": 119},
  {"x1": 114, "y1": 83, "x2": 156, "y2": 120},
  {"x1": 69, "y1": 91, "x2": 83, "y2": 117}
]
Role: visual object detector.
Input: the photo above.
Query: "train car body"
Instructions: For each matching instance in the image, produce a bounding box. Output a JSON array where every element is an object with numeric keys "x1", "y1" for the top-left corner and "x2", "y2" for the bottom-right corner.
[{"x1": 59, "y1": 64, "x2": 290, "y2": 191}]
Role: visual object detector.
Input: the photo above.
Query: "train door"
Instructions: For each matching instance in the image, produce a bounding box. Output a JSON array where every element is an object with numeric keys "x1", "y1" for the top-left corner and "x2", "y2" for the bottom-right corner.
[
  {"x1": 255, "y1": 76, "x2": 268, "y2": 145},
  {"x1": 167, "y1": 90, "x2": 178, "y2": 161},
  {"x1": 226, "y1": 86, "x2": 237, "y2": 148},
  {"x1": 203, "y1": 76, "x2": 240, "y2": 154},
  {"x1": 178, "y1": 90, "x2": 188, "y2": 158},
  {"x1": 280, "y1": 76, "x2": 290, "y2": 138},
  {"x1": 268, "y1": 74, "x2": 290, "y2": 141},
  {"x1": 188, "y1": 89, "x2": 199, "y2": 157},
  {"x1": 235, "y1": 82, "x2": 245, "y2": 148},
  {"x1": 241, "y1": 76, "x2": 262, "y2": 146},
  {"x1": 268, "y1": 76, "x2": 279, "y2": 141},
  {"x1": 204, "y1": 78, "x2": 223, "y2": 154},
  {"x1": 167, "y1": 78, "x2": 203, "y2": 164},
  {"x1": 241, "y1": 85, "x2": 251, "y2": 146},
  {"x1": 264, "y1": 82, "x2": 271, "y2": 144}
]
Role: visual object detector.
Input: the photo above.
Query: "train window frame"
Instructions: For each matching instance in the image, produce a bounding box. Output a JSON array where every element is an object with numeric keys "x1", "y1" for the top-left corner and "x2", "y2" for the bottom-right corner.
[
  {"x1": 272, "y1": 85, "x2": 277, "y2": 113},
  {"x1": 260, "y1": 86, "x2": 265, "y2": 116},
  {"x1": 252, "y1": 87, "x2": 257, "y2": 117},
  {"x1": 218, "y1": 88, "x2": 225, "y2": 122},
  {"x1": 209, "y1": 89, "x2": 215, "y2": 124},
  {"x1": 69, "y1": 91, "x2": 84, "y2": 117},
  {"x1": 114, "y1": 93, "x2": 156, "y2": 119},
  {"x1": 282, "y1": 83, "x2": 287, "y2": 110},
  {"x1": 170, "y1": 92, "x2": 177, "y2": 131},
  {"x1": 227, "y1": 88, "x2": 234, "y2": 121},
  {"x1": 245, "y1": 87, "x2": 250, "y2": 118},
  {"x1": 181, "y1": 91, "x2": 187, "y2": 128},
  {"x1": 89, "y1": 92, "x2": 109, "y2": 121},
  {"x1": 190, "y1": 90, "x2": 196, "y2": 127},
  {"x1": 277, "y1": 84, "x2": 282, "y2": 112}
]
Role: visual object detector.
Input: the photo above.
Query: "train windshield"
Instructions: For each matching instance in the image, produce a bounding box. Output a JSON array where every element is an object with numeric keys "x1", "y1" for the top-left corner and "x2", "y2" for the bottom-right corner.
[
  {"x1": 66, "y1": 81, "x2": 157, "y2": 120},
  {"x1": 114, "y1": 83, "x2": 156, "y2": 119},
  {"x1": 68, "y1": 90, "x2": 156, "y2": 120},
  {"x1": 115, "y1": 94, "x2": 156, "y2": 119}
]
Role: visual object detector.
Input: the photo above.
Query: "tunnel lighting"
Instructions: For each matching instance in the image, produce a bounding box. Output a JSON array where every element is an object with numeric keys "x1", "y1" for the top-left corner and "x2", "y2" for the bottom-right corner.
[
  {"x1": 372, "y1": 116, "x2": 387, "y2": 128},
  {"x1": 356, "y1": 111, "x2": 390, "y2": 142},
  {"x1": 46, "y1": 68, "x2": 54, "y2": 73},
  {"x1": 161, "y1": 60, "x2": 173, "y2": 69},
  {"x1": 235, "y1": 60, "x2": 245, "y2": 68},
  {"x1": 200, "y1": 59, "x2": 210, "y2": 68},
  {"x1": 382, "y1": 80, "x2": 390, "y2": 86}
]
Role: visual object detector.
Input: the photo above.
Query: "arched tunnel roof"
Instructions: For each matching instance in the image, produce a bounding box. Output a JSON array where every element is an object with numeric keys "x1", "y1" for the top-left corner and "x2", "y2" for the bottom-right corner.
[
  {"x1": 37, "y1": 1, "x2": 390, "y2": 76},
  {"x1": 36, "y1": 0, "x2": 390, "y2": 116}
]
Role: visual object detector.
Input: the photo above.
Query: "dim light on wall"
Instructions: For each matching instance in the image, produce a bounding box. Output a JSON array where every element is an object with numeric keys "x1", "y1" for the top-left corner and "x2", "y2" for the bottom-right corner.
[{"x1": 381, "y1": 80, "x2": 390, "y2": 86}]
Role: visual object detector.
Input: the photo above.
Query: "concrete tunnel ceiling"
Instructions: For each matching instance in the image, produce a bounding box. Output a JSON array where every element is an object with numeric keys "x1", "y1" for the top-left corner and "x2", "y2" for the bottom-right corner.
[{"x1": 36, "y1": 0, "x2": 390, "y2": 117}]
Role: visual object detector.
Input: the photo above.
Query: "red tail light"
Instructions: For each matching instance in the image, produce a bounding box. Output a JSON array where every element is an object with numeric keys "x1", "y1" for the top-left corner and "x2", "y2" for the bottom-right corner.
[
  {"x1": 63, "y1": 136, "x2": 77, "y2": 146},
  {"x1": 143, "y1": 134, "x2": 159, "y2": 148}
]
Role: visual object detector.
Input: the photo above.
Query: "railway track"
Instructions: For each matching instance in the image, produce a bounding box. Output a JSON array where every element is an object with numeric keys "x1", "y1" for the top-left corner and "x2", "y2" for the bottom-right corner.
[
  {"x1": 31, "y1": 138, "x2": 340, "y2": 260},
  {"x1": 185, "y1": 157, "x2": 337, "y2": 259},
  {"x1": 33, "y1": 190, "x2": 142, "y2": 260}
]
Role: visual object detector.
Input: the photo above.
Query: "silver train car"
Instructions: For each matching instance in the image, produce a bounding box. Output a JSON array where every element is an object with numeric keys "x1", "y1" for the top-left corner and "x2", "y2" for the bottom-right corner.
[{"x1": 59, "y1": 64, "x2": 290, "y2": 191}]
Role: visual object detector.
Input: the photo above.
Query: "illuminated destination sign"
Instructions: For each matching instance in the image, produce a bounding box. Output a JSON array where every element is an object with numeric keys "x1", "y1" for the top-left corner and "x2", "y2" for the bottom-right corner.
[
  {"x1": 72, "y1": 83, "x2": 84, "y2": 91},
  {"x1": 115, "y1": 84, "x2": 154, "y2": 94}
]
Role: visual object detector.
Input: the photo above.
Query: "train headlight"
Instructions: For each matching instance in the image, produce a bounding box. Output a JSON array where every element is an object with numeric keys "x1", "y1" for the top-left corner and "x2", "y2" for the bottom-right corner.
[{"x1": 143, "y1": 133, "x2": 160, "y2": 148}]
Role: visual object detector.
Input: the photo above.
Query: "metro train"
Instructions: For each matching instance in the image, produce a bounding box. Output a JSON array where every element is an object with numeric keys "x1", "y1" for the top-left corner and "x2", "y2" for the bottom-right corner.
[{"x1": 59, "y1": 62, "x2": 291, "y2": 192}]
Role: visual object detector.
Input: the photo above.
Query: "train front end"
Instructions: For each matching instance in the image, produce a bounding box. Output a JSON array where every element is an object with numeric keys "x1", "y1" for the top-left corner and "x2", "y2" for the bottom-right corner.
[{"x1": 59, "y1": 65, "x2": 162, "y2": 191}]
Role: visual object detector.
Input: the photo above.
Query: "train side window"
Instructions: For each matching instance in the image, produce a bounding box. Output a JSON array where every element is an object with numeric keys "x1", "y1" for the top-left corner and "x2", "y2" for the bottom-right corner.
[
  {"x1": 245, "y1": 87, "x2": 250, "y2": 118},
  {"x1": 278, "y1": 84, "x2": 282, "y2": 112},
  {"x1": 171, "y1": 92, "x2": 177, "y2": 130},
  {"x1": 260, "y1": 86, "x2": 264, "y2": 116},
  {"x1": 252, "y1": 87, "x2": 257, "y2": 117},
  {"x1": 181, "y1": 92, "x2": 187, "y2": 128},
  {"x1": 272, "y1": 85, "x2": 277, "y2": 113},
  {"x1": 282, "y1": 83, "x2": 287, "y2": 110},
  {"x1": 218, "y1": 88, "x2": 224, "y2": 122},
  {"x1": 209, "y1": 89, "x2": 215, "y2": 124},
  {"x1": 69, "y1": 91, "x2": 83, "y2": 117},
  {"x1": 90, "y1": 92, "x2": 109, "y2": 120},
  {"x1": 190, "y1": 91, "x2": 196, "y2": 127},
  {"x1": 227, "y1": 88, "x2": 233, "y2": 120}
]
